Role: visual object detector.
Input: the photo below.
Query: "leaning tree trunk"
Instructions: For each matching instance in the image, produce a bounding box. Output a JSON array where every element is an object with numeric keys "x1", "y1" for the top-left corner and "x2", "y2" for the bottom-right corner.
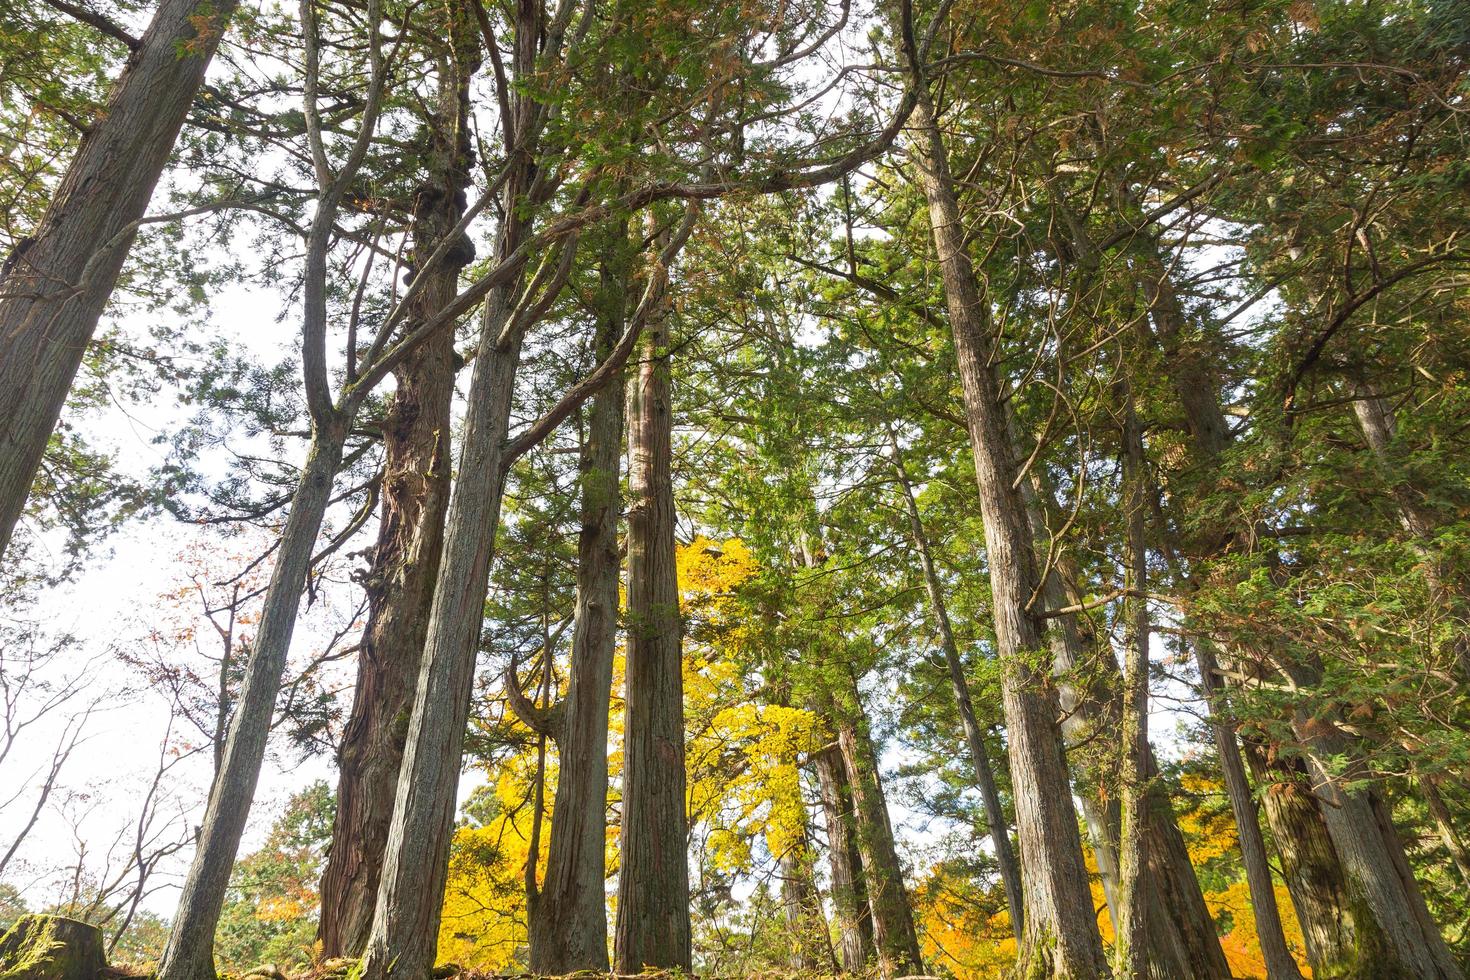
[
  {"x1": 816, "y1": 743, "x2": 875, "y2": 972},
  {"x1": 158, "y1": 426, "x2": 347, "y2": 980},
  {"x1": 0, "y1": 0, "x2": 237, "y2": 561},
  {"x1": 528, "y1": 231, "x2": 629, "y2": 973},
  {"x1": 830, "y1": 675, "x2": 923, "y2": 977},
  {"x1": 887, "y1": 433, "x2": 1023, "y2": 938},
  {"x1": 613, "y1": 261, "x2": 691, "y2": 973},
  {"x1": 358, "y1": 265, "x2": 527, "y2": 979},
  {"x1": 315, "y1": 86, "x2": 474, "y2": 953},
  {"x1": 905, "y1": 85, "x2": 1106, "y2": 979}
]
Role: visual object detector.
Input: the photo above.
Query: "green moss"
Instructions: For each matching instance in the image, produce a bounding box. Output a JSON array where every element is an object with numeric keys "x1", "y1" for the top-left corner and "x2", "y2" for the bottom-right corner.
[
  {"x1": 0, "y1": 915, "x2": 60, "y2": 979},
  {"x1": 0, "y1": 915, "x2": 106, "y2": 980}
]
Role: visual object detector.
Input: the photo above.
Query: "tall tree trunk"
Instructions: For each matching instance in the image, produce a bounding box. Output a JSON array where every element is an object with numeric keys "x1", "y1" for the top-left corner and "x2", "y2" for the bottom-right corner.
[
  {"x1": 159, "y1": 3, "x2": 388, "y2": 966},
  {"x1": 158, "y1": 427, "x2": 346, "y2": 980},
  {"x1": 780, "y1": 823, "x2": 835, "y2": 972},
  {"x1": 528, "y1": 231, "x2": 629, "y2": 973},
  {"x1": 816, "y1": 744, "x2": 875, "y2": 972},
  {"x1": 1191, "y1": 639, "x2": 1305, "y2": 980},
  {"x1": 317, "y1": 25, "x2": 479, "y2": 951},
  {"x1": 359, "y1": 272, "x2": 526, "y2": 979},
  {"x1": 613, "y1": 255, "x2": 691, "y2": 972},
  {"x1": 1243, "y1": 743, "x2": 1369, "y2": 977},
  {"x1": 832, "y1": 676, "x2": 923, "y2": 977},
  {"x1": 1115, "y1": 386, "x2": 1149, "y2": 980},
  {"x1": 0, "y1": 0, "x2": 238, "y2": 561},
  {"x1": 1021, "y1": 424, "x2": 1231, "y2": 979},
  {"x1": 905, "y1": 83, "x2": 1106, "y2": 978},
  {"x1": 886, "y1": 430, "x2": 1023, "y2": 938},
  {"x1": 1143, "y1": 241, "x2": 1461, "y2": 978},
  {"x1": 1285, "y1": 694, "x2": 1463, "y2": 979}
]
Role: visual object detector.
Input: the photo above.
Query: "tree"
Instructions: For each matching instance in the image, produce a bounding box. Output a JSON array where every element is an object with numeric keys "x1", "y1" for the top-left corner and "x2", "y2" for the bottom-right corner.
[
  {"x1": 615, "y1": 215, "x2": 692, "y2": 972},
  {"x1": 0, "y1": 0, "x2": 239, "y2": 560}
]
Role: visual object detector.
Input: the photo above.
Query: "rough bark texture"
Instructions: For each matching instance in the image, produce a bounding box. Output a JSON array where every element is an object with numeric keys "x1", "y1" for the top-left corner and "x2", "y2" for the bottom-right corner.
[
  {"x1": 1114, "y1": 391, "x2": 1150, "y2": 980},
  {"x1": 359, "y1": 276, "x2": 525, "y2": 980},
  {"x1": 907, "y1": 89, "x2": 1106, "y2": 979},
  {"x1": 613, "y1": 272, "x2": 691, "y2": 972},
  {"x1": 833, "y1": 677, "x2": 923, "y2": 977},
  {"x1": 0, "y1": 0, "x2": 238, "y2": 561},
  {"x1": 816, "y1": 744, "x2": 875, "y2": 972},
  {"x1": 528, "y1": 235, "x2": 628, "y2": 973},
  {"x1": 780, "y1": 825, "x2": 836, "y2": 971},
  {"x1": 1191, "y1": 640, "x2": 1305, "y2": 980},
  {"x1": 1289, "y1": 711, "x2": 1462, "y2": 979},
  {"x1": 159, "y1": 430, "x2": 346, "y2": 980},
  {"x1": 317, "y1": 31, "x2": 478, "y2": 952}
]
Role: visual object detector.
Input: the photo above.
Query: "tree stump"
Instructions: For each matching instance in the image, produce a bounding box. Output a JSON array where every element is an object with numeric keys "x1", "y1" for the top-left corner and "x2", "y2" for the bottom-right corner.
[{"x1": 0, "y1": 914, "x2": 107, "y2": 980}]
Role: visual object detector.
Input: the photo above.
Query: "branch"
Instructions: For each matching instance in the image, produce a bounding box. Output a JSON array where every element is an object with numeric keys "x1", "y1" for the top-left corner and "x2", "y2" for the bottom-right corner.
[
  {"x1": 502, "y1": 662, "x2": 562, "y2": 739},
  {"x1": 41, "y1": 0, "x2": 140, "y2": 49},
  {"x1": 503, "y1": 201, "x2": 700, "y2": 464}
]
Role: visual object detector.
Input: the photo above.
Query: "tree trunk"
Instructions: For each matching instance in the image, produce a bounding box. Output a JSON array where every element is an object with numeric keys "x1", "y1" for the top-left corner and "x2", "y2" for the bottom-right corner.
[
  {"x1": 613, "y1": 259, "x2": 691, "y2": 972},
  {"x1": 832, "y1": 676, "x2": 923, "y2": 978},
  {"x1": 1288, "y1": 706, "x2": 1462, "y2": 979},
  {"x1": 158, "y1": 427, "x2": 346, "y2": 980},
  {"x1": 358, "y1": 273, "x2": 525, "y2": 979},
  {"x1": 317, "y1": 25, "x2": 478, "y2": 950},
  {"x1": 528, "y1": 231, "x2": 629, "y2": 973},
  {"x1": 1419, "y1": 775, "x2": 1470, "y2": 889},
  {"x1": 0, "y1": 0, "x2": 238, "y2": 561},
  {"x1": 886, "y1": 430, "x2": 1023, "y2": 938},
  {"x1": 1192, "y1": 639, "x2": 1305, "y2": 980},
  {"x1": 780, "y1": 824, "x2": 835, "y2": 972},
  {"x1": 1115, "y1": 388, "x2": 1150, "y2": 980},
  {"x1": 1144, "y1": 242, "x2": 1460, "y2": 978},
  {"x1": 1022, "y1": 431, "x2": 1230, "y2": 979},
  {"x1": 906, "y1": 86, "x2": 1106, "y2": 979},
  {"x1": 816, "y1": 744, "x2": 875, "y2": 972}
]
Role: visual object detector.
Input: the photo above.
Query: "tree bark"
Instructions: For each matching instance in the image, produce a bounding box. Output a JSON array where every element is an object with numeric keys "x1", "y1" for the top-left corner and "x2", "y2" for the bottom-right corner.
[
  {"x1": 886, "y1": 430, "x2": 1023, "y2": 938},
  {"x1": 816, "y1": 743, "x2": 875, "y2": 972},
  {"x1": 613, "y1": 248, "x2": 691, "y2": 972},
  {"x1": 1144, "y1": 241, "x2": 1460, "y2": 978},
  {"x1": 1192, "y1": 639, "x2": 1305, "y2": 980},
  {"x1": 0, "y1": 0, "x2": 238, "y2": 561},
  {"x1": 832, "y1": 676, "x2": 923, "y2": 978},
  {"x1": 528, "y1": 231, "x2": 629, "y2": 973},
  {"x1": 780, "y1": 823, "x2": 835, "y2": 972},
  {"x1": 1020, "y1": 421, "x2": 1230, "y2": 979},
  {"x1": 905, "y1": 85, "x2": 1106, "y2": 978},
  {"x1": 158, "y1": 427, "x2": 346, "y2": 980},
  {"x1": 1114, "y1": 388, "x2": 1150, "y2": 980},
  {"x1": 315, "y1": 102, "x2": 473, "y2": 959},
  {"x1": 358, "y1": 275, "x2": 526, "y2": 979}
]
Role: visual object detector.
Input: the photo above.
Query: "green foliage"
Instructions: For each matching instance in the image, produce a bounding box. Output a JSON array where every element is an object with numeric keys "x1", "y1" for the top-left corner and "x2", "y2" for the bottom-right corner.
[{"x1": 213, "y1": 781, "x2": 336, "y2": 972}]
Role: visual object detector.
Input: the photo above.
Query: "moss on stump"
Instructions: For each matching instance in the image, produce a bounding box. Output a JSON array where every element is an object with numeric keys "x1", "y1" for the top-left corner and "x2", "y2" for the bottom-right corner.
[{"x1": 0, "y1": 914, "x2": 107, "y2": 980}]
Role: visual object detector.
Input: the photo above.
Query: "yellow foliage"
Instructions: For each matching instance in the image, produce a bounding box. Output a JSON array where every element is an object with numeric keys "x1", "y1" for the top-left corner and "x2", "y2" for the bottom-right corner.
[
  {"x1": 439, "y1": 537, "x2": 784, "y2": 966},
  {"x1": 916, "y1": 813, "x2": 1314, "y2": 979},
  {"x1": 436, "y1": 755, "x2": 549, "y2": 969}
]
